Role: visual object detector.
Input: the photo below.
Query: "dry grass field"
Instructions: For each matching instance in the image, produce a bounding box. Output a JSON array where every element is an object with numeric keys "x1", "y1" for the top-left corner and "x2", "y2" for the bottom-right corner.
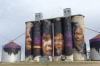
[{"x1": 0, "y1": 61, "x2": 100, "y2": 66}]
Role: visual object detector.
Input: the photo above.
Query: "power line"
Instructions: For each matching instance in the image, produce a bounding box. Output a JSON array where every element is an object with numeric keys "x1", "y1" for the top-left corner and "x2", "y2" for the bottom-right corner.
[
  {"x1": 84, "y1": 27, "x2": 100, "y2": 33},
  {"x1": 0, "y1": 0, "x2": 11, "y2": 20},
  {"x1": 12, "y1": 33, "x2": 25, "y2": 41},
  {"x1": 0, "y1": 33, "x2": 25, "y2": 42},
  {"x1": 0, "y1": 35, "x2": 10, "y2": 41}
]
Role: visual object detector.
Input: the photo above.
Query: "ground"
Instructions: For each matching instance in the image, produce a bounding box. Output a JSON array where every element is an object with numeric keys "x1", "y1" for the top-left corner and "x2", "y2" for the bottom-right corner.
[{"x1": 0, "y1": 61, "x2": 100, "y2": 66}]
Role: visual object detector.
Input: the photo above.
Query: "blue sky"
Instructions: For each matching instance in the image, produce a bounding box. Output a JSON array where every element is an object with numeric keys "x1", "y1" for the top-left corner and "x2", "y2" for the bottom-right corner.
[{"x1": 0, "y1": 0, "x2": 100, "y2": 61}]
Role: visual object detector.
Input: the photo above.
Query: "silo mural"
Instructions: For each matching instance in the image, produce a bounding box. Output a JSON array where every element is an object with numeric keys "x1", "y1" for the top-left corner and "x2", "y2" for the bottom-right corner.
[
  {"x1": 71, "y1": 15, "x2": 87, "y2": 61},
  {"x1": 33, "y1": 21, "x2": 41, "y2": 62},
  {"x1": 24, "y1": 14, "x2": 87, "y2": 62},
  {"x1": 25, "y1": 22, "x2": 33, "y2": 61},
  {"x1": 41, "y1": 20, "x2": 52, "y2": 56},
  {"x1": 90, "y1": 34, "x2": 100, "y2": 60},
  {"x1": 63, "y1": 17, "x2": 73, "y2": 61},
  {"x1": 53, "y1": 18, "x2": 64, "y2": 56},
  {"x1": 1, "y1": 41, "x2": 21, "y2": 62}
]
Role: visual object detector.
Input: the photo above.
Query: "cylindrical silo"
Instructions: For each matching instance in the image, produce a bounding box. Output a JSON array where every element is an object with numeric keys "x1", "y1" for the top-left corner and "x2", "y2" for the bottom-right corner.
[
  {"x1": 90, "y1": 34, "x2": 100, "y2": 60},
  {"x1": 71, "y1": 15, "x2": 87, "y2": 61},
  {"x1": 63, "y1": 17, "x2": 73, "y2": 61},
  {"x1": 1, "y1": 41, "x2": 21, "y2": 62},
  {"x1": 41, "y1": 20, "x2": 52, "y2": 57},
  {"x1": 25, "y1": 22, "x2": 33, "y2": 61},
  {"x1": 54, "y1": 18, "x2": 63, "y2": 56},
  {"x1": 33, "y1": 21, "x2": 41, "y2": 62}
]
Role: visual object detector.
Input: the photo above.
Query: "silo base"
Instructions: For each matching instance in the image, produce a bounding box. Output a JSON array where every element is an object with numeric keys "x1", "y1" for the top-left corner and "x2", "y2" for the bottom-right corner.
[
  {"x1": 1, "y1": 49, "x2": 21, "y2": 63},
  {"x1": 25, "y1": 55, "x2": 33, "y2": 62},
  {"x1": 53, "y1": 55, "x2": 73, "y2": 61},
  {"x1": 91, "y1": 48, "x2": 100, "y2": 61},
  {"x1": 53, "y1": 56, "x2": 62, "y2": 61},
  {"x1": 73, "y1": 49, "x2": 87, "y2": 61},
  {"x1": 65, "y1": 54, "x2": 73, "y2": 61},
  {"x1": 29, "y1": 56, "x2": 52, "y2": 62}
]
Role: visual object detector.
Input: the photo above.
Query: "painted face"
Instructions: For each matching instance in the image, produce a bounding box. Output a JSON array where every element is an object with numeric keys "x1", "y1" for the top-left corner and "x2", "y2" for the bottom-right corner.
[
  {"x1": 42, "y1": 34, "x2": 52, "y2": 56},
  {"x1": 25, "y1": 30, "x2": 32, "y2": 51},
  {"x1": 54, "y1": 33, "x2": 63, "y2": 55},
  {"x1": 74, "y1": 27, "x2": 84, "y2": 45}
]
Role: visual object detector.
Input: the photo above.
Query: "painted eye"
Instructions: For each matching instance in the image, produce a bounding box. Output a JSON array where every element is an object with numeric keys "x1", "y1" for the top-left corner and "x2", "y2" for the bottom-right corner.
[
  {"x1": 48, "y1": 45, "x2": 51, "y2": 47},
  {"x1": 43, "y1": 37, "x2": 48, "y2": 41}
]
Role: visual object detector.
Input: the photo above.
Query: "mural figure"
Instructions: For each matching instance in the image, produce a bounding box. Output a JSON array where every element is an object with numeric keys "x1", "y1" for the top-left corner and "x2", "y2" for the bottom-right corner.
[
  {"x1": 42, "y1": 20, "x2": 52, "y2": 56},
  {"x1": 26, "y1": 29, "x2": 32, "y2": 52},
  {"x1": 54, "y1": 18, "x2": 64, "y2": 56},
  {"x1": 73, "y1": 22, "x2": 86, "y2": 54},
  {"x1": 54, "y1": 33, "x2": 64, "y2": 55},
  {"x1": 25, "y1": 22, "x2": 33, "y2": 61}
]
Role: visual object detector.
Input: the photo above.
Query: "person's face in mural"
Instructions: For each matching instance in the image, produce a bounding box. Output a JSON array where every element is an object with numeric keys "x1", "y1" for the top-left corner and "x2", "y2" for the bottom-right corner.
[
  {"x1": 42, "y1": 34, "x2": 52, "y2": 56},
  {"x1": 74, "y1": 27, "x2": 84, "y2": 50},
  {"x1": 54, "y1": 33, "x2": 63, "y2": 55},
  {"x1": 25, "y1": 30, "x2": 32, "y2": 51}
]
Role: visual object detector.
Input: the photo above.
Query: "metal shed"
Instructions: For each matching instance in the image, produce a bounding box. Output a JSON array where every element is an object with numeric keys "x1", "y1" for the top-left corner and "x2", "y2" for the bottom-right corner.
[
  {"x1": 90, "y1": 34, "x2": 100, "y2": 60},
  {"x1": 1, "y1": 41, "x2": 21, "y2": 62}
]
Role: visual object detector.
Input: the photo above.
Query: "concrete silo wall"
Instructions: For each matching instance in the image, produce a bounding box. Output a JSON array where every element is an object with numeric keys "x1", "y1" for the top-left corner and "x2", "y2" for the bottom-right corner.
[
  {"x1": 33, "y1": 21, "x2": 41, "y2": 62},
  {"x1": 25, "y1": 22, "x2": 33, "y2": 61},
  {"x1": 41, "y1": 20, "x2": 52, "y2": 56},
  {"x1": 71, "y1": 15, "x2": 87, "y2": 61},
  {"x1": 90, "y1": 38, "x2": 100, "y2": 60},
  {"x1": 63, "y1": 17, "x2": 73, "y2": 61},
  {"x1": 53, "y1": 18, "x2": 63, "y2": 56}
]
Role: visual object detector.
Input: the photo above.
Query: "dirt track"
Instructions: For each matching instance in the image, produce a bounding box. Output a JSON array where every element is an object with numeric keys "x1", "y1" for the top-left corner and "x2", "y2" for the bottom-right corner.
[{"x1": 0, "y1": 61, "x2": 100, "y2": 66}]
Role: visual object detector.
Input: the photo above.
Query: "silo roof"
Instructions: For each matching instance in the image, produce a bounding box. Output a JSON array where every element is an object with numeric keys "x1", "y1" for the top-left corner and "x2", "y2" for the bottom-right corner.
[
  {"x1": 3, "y1": 41, "x2": 21, "y2": 48},
  {"x1": 90, "y1": 34, "x2": 100, "y2": 42},
  {"x1": 92, "y1": 34, "x2": 100, "y2": 39}
]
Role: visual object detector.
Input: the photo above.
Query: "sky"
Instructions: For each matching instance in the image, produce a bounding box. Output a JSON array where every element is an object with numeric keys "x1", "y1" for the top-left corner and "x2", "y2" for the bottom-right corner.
[{"x1": 0, "y1": 0, "x2": 100, "y2": 61}]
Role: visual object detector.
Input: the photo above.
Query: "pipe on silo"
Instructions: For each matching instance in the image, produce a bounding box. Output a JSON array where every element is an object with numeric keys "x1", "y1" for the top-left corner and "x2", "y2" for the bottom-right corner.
[{"x1": 71, "y1": 15, "x2": 87, "y2": 61}]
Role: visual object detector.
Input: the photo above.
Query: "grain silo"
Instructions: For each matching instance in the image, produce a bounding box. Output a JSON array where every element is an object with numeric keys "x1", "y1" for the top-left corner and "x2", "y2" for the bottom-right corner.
[
  {"x1": 25, "y1": 21, "x2": 34, "y2": 61},
  {"x1": 71, "y1": 15, "x2": 87, "y2": 61},
  {"x1": 54, "y1": 18, "x2": 63, "y2": 57},
  {"x1": 41, "y1": 20, "x2": 52, "y2": 56},
  {"x1": 1, "y1": 41, "x2": 21, "y2": 62},
  {"x1": 63, "y1": 17, "x2": 73, "y2": 61},
  {"x1": 89, "y1": 34, "x2": 100, "y2": 60},
  {"x1": 33, "y1": 21, "x2": 42, "y2": 62}
]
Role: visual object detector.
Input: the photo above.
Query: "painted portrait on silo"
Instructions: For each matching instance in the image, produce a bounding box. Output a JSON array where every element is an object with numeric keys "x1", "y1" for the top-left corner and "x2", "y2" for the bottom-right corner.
[
  {"x1": 25, "y1": 22, "x2": 33, "y2": 61},
  {"x1": 72, "y1": 22, "x2": 86, "y2": 54},
  {"x1": 53, "y1": 18, "x2": 64, "y2": 56},
  {"x1": 33, "y1": 21, "x2": 41, "y2": 62},
  {"x1": 41, "y1": 20, "x2": 52, "y2": 56}
]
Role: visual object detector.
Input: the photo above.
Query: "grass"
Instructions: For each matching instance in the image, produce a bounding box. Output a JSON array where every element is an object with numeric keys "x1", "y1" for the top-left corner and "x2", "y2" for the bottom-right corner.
[{"x1": 0, "y1": 61, "x2": 100, "y2": 66}]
